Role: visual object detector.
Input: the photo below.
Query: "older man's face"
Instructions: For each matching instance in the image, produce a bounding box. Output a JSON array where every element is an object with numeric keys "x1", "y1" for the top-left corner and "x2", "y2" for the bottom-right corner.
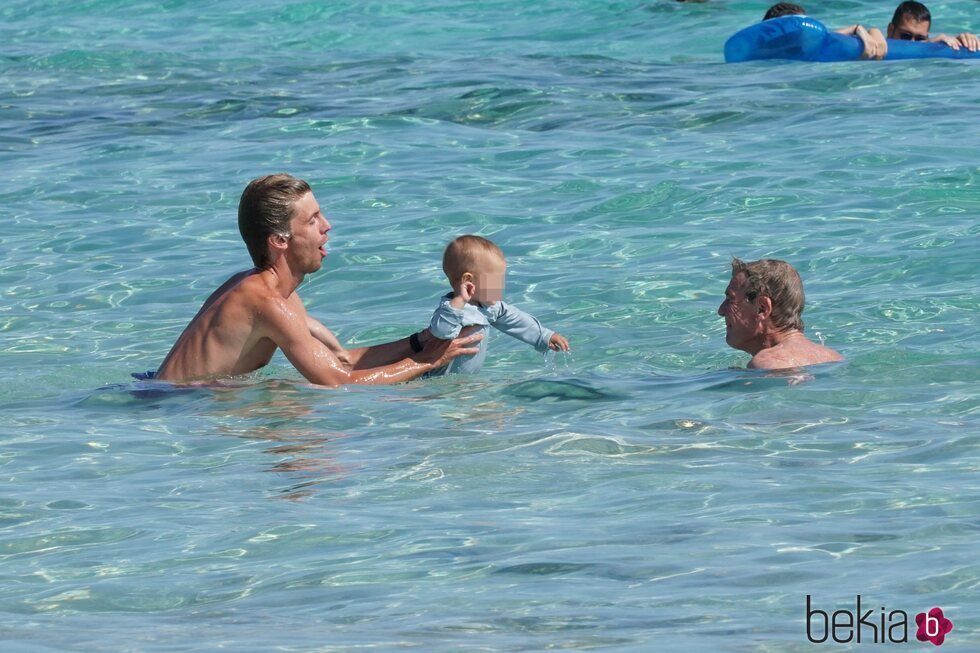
[{"x1": 718, "y1": 273, "x2": 763, "y2": 353}]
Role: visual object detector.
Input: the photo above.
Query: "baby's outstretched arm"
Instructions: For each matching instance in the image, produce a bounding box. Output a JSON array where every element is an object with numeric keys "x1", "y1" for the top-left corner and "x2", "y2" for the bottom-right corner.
[{"x1": 490, "y1": 303, "x2": 566, "y2": 353}]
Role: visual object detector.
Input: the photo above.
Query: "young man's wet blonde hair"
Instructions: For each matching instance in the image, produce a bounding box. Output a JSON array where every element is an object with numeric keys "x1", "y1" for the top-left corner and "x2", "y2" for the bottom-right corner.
[
  {"x1": 442, "y1": 235, "x2": 505, "y2": 282},
  {"x1": 731, "y1": 258, "x2": 806, "y2": 332},
  {"x1": 238, "y1": 173, "x2": 311, "y2": 269}
]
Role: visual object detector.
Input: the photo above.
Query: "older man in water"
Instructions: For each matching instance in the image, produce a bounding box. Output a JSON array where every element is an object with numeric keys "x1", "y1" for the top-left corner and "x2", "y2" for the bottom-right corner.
[
  {"x1": 718, "y1": 258, "x2": 843, "y2": 369},
  {"x1": 154, "y1": 174, "x2": 481, "y2": 386}
]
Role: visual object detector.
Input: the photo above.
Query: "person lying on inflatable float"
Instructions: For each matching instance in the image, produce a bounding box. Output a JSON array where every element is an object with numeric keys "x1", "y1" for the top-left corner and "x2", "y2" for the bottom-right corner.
[
  {"x1": 879, "y1": 1, "x2": 978, "y2": 52},
  {"x1": 763, "y1": 3, "x2": 887, "y2": 60},
  {"x1": 763, "y1": 2, "x2": 977, "y2": 53},
  {"x1": 726, "y1": 2, "x2": 980, "y2": 62}
]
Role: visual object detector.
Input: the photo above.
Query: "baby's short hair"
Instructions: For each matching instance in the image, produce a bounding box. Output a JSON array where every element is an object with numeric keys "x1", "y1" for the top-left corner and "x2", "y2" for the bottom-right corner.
[{"x1": 442, "y1": 235, "x2": 505, "y2": 281}]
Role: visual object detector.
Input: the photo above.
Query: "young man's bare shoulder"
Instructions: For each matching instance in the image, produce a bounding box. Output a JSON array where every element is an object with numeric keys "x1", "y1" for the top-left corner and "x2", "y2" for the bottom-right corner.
[
  {"x1": 219, "y1": 270, "x2": 283, "y2": 305},
  {"x1": 201, "y1": 270, "x2": 261, "y2": 305},
  {"x1": 196, "y1": 270, "x2": 281, "y2": 324},
  {"x1": 242, "y1": 275, "x2": 308, "y2": 327}
]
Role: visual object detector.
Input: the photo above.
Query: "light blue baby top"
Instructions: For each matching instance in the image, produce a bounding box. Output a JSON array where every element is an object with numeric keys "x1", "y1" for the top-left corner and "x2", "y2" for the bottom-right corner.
[{"x1": 428, "y1": 292, "x2": 555, "y2": 375}]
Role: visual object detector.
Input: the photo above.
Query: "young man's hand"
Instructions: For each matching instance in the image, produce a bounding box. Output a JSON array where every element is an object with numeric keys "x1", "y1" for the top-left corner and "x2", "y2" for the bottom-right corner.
[
  {"x1": 333, "y1": 349, "x2": 352, "y2": 367},
  {"x1": 419, "y1": 328, "x2": 483, "y2": 367}
]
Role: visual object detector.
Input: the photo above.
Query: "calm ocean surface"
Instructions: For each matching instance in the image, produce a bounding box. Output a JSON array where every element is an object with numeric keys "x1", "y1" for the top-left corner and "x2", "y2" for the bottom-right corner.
[{"x1": 2, "y1": 1, "x2": 978, "y2": 651}]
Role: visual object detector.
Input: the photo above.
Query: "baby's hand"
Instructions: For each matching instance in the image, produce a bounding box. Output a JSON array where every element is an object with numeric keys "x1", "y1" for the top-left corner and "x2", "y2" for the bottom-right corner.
[{"x1": 548, "y1": 333, "x2": 570, "y2": 352}]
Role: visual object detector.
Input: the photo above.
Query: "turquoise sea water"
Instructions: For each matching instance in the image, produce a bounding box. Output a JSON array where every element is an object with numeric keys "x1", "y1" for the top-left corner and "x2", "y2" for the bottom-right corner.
[{"x1": 2, "y1": 1, "x2": 978, "y2": 651}]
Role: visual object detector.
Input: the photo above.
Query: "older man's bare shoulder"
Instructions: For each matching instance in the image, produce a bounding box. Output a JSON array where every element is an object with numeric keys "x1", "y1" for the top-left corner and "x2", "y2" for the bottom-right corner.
[
  {"x1": 808, "y1": 342, "x2": 845, "y2": 365},
  {"x1": 749, "y1": 338, "x2": 844, "y2": 370},
  {"x1": 747, "y1": 347, "x2": 793, "y2": 370}
]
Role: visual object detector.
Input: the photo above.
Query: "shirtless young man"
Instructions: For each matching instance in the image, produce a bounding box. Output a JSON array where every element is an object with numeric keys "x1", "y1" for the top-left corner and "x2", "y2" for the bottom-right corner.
[
  {"x1": 717, "y1": 258, "x2": 844, "y2": 370},
  {"x1": 155, "y1": 174, "x2": 481, "y2": 386}
]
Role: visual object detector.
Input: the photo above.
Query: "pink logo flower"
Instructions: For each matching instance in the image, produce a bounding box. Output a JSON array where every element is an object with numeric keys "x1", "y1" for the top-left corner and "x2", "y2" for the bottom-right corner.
[{"x1": 915, "y1": 607, "x2": 953, "y2": 646}]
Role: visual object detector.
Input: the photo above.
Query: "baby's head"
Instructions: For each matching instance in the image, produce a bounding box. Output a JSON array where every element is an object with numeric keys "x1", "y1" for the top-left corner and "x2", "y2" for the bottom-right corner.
[{"x1": 442, "y1": 235, "x2": 506, "y2": 305}]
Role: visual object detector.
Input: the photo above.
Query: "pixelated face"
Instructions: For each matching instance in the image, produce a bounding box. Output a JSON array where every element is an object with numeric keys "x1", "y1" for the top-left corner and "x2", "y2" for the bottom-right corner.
[
  {"x1": 718, "y1": 272, "x2": 763, "y2": 353},
  {"x1": 889, "y1": 15, "x2": 929, "y2": 41},
  {"x1": 472, "y1": 253, "x2": 506, "y2": 305}
]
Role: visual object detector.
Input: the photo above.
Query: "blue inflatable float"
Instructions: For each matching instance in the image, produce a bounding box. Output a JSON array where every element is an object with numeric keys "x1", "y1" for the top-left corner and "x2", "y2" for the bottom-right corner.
[{"x1": 725, "y1": 15, "x2": 980, "y2": 62}]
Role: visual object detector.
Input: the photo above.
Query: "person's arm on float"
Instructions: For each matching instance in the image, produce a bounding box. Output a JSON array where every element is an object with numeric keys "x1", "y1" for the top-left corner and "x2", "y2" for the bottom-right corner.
[
  {"x1": 930, "y1": 31, "x2": 979, "y2": 51},
  {"x1": 955, "y1": 32, "x2": 980, "y2": 52},
  {"x1": 835, "y1": 24, "x2": 887, "y2": 59}
]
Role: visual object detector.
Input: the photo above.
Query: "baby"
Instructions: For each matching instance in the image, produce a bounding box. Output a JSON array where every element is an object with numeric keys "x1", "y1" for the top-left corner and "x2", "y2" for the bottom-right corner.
[{"x1": 427, "y1": 235, "x2": 569, "y2": 375}]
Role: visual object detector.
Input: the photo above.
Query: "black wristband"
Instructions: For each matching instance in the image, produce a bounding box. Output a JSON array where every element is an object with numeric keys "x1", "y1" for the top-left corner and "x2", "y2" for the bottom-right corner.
[{"x1": 409, "y1": 332, "x2": 423, "y2": 353}]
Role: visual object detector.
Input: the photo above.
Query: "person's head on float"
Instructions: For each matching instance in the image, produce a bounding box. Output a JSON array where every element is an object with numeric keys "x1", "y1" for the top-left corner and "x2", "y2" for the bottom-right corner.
[
  {"x1": 888, "y1": 1, "x2": 931, "y2": 41},
  {"x1": 763, "y1": 3, "x2": 806, "y2": 21}
]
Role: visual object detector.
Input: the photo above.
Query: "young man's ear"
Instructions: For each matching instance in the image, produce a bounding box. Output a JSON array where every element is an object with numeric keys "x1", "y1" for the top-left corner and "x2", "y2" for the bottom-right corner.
[
  {"x1": 268, "y1": 232, "x2": 290, "y2": 254},
  {"x1": 461, "y1": 272, "x2": 474, "y2": 283}
]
